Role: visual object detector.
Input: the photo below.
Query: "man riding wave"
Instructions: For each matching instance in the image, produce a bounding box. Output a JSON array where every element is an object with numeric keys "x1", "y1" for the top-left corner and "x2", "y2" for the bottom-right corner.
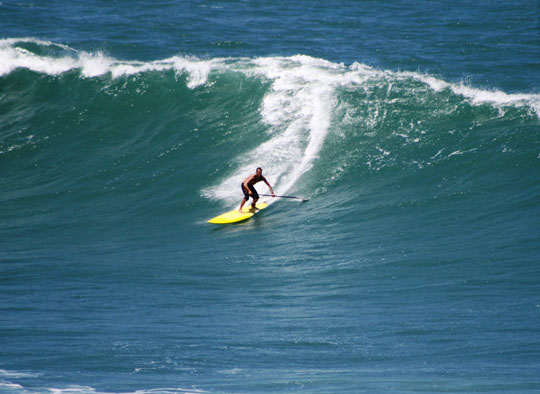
[{"x1": 239, "y1": 167, "x2": 275, "y2": 212}]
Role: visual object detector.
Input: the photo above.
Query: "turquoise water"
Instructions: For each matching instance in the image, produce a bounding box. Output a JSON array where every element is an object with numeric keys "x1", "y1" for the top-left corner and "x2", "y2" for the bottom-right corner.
[{"x1": 1, "y1": 1, "x2": 540, "y2": 393}]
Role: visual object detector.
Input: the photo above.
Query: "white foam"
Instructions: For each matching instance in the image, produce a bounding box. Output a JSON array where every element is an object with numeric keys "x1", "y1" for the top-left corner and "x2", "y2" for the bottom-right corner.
[
  {"x1": 396, "y1": 69, "x2": 540, "y2": 117},
  {"x1": 0, "y1": 382, "x2": 24, "y2": 389},
  {"x1": 0, "y1": 38, "x2": 213, "y2": 88},
  {"x1": 0, "y1": 44, "x2": 77, "y2": 76},
  {"x1": 450, "y1": 83, "x2": 540, "y2": 116},
  {"x1": 0, "y1": 379, "x2": 206, "y2": 394},
  {"x1": 78, "y1": 52, "x2": 113, "y2": 78},
  {"x1": 0, "y1": 369, "x2": 39, "y2": 378},
  {"x1": 46, "y1": 387, "x2": 206, "y2": 394}
]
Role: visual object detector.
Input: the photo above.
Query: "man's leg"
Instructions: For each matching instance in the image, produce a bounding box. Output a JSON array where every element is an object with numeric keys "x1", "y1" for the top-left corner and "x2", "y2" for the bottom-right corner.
[
  {"x1": 239, "y1": 197, "x2": 248, "y2": 212},
  {"x1": 239, "y1": 184, "x2": 250, "y2": 212},
  {"x1": 251, "y1": 196, "x2": 259, "y2": 210}
]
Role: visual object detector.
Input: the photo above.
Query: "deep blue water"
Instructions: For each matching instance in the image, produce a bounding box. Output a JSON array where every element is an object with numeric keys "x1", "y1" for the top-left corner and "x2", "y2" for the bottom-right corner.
[{"x1": 1, "y1": 1, "x2": 540, "y2": 393}]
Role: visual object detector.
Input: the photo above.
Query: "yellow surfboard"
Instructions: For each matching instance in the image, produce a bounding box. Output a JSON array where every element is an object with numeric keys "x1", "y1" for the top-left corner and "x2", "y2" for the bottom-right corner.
[{"x1": 208, "y1": 202, "x2": 268, "y2": 224}]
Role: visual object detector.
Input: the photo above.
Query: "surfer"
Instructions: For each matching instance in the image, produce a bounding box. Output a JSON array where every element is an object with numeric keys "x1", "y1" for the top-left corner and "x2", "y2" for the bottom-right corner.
[{"x1": 239, "y1": 167, "x2": 275, "y2": 212}]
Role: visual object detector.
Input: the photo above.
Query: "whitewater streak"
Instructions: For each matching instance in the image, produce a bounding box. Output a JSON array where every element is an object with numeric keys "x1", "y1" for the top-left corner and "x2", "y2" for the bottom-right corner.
[
  {"x1": 2, "y1": 38, "x2": 539, "y2": 205},
  {"x1": 204, "y1": 55, "x2": 343, "y2": 204}
]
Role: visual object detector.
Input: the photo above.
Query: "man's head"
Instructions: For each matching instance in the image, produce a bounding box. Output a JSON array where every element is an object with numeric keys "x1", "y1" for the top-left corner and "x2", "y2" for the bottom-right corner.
[{"x1": 256, "y1": 167, "x2": 263, "y2": 175}]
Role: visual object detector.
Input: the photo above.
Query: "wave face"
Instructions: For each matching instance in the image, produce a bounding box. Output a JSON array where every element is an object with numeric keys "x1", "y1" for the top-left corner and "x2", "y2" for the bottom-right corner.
[
  {"x1": 2, "y1": 38, "x2": 539, "y2": 209},
  {"x1": 2, "y1": 39, "x2": 540, "y2": 393}
]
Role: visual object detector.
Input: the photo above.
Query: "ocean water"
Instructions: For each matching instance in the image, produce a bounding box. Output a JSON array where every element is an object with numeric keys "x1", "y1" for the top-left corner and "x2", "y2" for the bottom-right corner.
[{"x1": 1, "y1": 1, "x2": 540, "y2": 393}]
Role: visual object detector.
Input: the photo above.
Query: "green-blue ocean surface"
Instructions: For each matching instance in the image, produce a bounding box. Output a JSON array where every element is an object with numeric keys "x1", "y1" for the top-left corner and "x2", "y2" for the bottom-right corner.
[{"x1": 1, "y1": 1, "x2": 539, "y2": 392}]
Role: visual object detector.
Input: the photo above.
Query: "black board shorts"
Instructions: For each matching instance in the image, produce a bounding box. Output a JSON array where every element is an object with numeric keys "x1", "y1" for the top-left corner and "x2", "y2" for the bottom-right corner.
[{"x1": 241, "y1": 183, "x2": 259, "y2": 200}]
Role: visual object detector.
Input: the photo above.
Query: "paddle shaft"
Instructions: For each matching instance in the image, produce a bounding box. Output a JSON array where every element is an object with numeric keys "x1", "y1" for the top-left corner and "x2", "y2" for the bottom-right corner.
[{"x1": 260, "y1": 194, "x2": 309, "y2": 201}]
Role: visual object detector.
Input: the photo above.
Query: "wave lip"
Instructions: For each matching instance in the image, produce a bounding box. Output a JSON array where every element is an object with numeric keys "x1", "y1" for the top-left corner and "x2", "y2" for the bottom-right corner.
[
  {"x1": 0, "y1": 38, "x2": 213, "y2": 87},
  {"x1": 0, "y1": 38, "x2": 77, "y2": 75},
  {"x1": 400, "y1": 70, "x2": 540, "y2": 117},
  {"x1": 2, "y1": 38, "x2": 538, "y2": 116}
]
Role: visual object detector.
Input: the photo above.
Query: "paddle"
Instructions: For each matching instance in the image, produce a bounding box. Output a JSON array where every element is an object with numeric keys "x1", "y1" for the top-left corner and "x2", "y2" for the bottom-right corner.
[{"x1": 260, "y1": 194, "x2": 309, "y2": 202}]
